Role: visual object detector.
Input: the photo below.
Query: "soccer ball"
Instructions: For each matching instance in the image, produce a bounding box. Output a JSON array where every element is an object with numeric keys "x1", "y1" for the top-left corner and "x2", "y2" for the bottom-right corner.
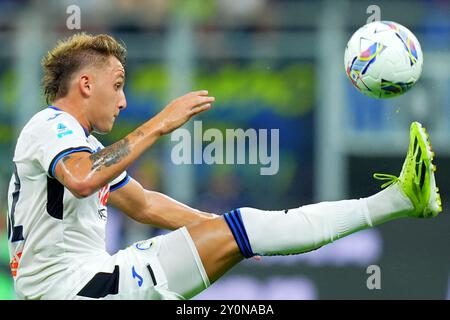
[{"x1": 344, "y1": 21, "x2": 423, "y2": 99}]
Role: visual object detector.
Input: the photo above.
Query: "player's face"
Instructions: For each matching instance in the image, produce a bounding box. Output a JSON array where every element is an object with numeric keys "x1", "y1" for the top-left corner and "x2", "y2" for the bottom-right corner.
[{"x1": 89, "y1": 56, "x2": 127, "y2": 134}]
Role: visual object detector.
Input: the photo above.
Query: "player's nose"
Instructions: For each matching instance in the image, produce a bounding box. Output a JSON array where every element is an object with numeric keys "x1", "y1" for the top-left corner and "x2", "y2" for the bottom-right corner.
[{"x1": 118, "y1": 96, "x2": 127, "y2": 111}]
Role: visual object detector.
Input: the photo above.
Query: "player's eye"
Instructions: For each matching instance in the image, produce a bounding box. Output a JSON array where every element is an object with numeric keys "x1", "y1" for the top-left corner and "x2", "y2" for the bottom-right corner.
[{"x1": 115, "y1": 83, "x2": 123, "y2": 90}]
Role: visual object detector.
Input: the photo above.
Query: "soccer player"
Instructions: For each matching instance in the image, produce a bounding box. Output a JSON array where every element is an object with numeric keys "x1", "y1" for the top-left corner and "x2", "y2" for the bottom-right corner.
[{"x1": 7, "y1": 33, "x2": 442, "y2": 300}]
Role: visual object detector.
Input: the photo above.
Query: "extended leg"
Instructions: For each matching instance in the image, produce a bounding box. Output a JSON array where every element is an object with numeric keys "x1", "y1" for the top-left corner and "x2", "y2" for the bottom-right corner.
[{"x1": 180, "y1": 122, "x2": 441, "y2": 298}]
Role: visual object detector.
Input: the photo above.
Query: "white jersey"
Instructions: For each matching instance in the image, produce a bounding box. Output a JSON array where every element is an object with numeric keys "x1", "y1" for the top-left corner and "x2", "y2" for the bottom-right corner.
[{"x1": 7, "y1": 106, "x2": 130, "y2": 299}]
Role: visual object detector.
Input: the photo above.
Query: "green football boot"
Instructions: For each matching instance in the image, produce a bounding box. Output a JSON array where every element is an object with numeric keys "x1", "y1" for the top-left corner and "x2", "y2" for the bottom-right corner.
[{"x1": 373, "y1": 122, "x2": 442, "y2": 218}]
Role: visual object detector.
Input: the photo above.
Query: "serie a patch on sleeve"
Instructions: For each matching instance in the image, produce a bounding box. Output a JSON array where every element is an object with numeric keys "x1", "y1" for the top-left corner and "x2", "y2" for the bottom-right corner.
[{"x1": 53, "y1": 122, "x2": 74, "y2": 138}]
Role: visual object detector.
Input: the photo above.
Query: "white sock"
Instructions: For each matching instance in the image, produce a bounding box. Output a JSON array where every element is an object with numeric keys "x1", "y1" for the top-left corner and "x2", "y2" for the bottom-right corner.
[
  {"x1": 365, "y1": 184, "x2": 412, "y2": 225},
  {"x1": 234, "y1": 184, "x2": 413, "y2": 256}
]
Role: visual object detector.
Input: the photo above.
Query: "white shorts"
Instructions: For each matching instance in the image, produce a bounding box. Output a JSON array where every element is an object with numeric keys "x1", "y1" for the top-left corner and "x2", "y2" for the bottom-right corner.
[{"x1": 43, "y1": 227, "x2": 210, "y2": 300}]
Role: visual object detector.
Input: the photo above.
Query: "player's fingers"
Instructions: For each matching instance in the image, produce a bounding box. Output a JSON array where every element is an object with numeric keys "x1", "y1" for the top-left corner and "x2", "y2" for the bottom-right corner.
[
  {"x1": 171, "y1": 91, "x2": 207, "y2": 105},
  {"x1": 190, "y1": 95, "x2": 215, "y2": 108},
  {"x1": 188, "y1": 90, "x2": 209, "y2": 97},
  {"x1": 190, "y1": 103, "x2": 212, "y2": 115}
]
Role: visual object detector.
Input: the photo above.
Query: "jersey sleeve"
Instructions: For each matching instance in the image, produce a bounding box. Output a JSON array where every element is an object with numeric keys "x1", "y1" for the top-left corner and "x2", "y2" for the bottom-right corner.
[
  {"x1": 34, "y1": 114, "x2": 94, "y2": 178},
  {"x1": 109, "y1": 172, "x2": 131, "y2": 192}
]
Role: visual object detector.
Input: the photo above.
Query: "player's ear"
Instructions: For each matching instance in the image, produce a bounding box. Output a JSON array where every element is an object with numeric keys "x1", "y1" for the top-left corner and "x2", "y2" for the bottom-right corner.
[{"x1": 79, "y1": 74, "x2": 92, "y2": 98}]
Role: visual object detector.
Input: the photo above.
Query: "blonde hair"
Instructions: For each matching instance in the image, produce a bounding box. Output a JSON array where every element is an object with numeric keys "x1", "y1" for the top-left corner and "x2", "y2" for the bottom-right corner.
[{"x1": 41, "y1": 33, "x2": 127, "y2": 104}]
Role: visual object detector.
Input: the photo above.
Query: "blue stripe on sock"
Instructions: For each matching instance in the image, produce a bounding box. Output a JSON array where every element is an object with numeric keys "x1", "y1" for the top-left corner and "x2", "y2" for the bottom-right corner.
[
  {"x1": 223, "y1": 213, "x2": 249, "y2": 258},
  {"x1": 228, "y1": 213, "x2": 250, "y2": 258},
  {"x1": 223, "y1": 210, "x2": 254, "y2": 258},
  {"x1": 234, "y1": 209, "x2": 254, "y2": 257},
  {"x1": 229, "y1": 210, "x2": 253, "y2": 257}
]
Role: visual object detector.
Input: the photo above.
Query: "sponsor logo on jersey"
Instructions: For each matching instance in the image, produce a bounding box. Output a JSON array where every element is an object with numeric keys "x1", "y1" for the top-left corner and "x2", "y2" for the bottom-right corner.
[
  {"x1": 98, "y1": 208, "x2": 107, "y2": 220},
  {"x1": 53, "y1": 122, "x2": 73, "y2": 138},
  {"x1": 10, "y1": 251, "x2": 22, "y2": 278},
  {"x1": 135, "y1": 239, "x2": 153, "y2": 250},
  {"x1": 97, "y1": 185, "x2": 109, "y2": 220}
]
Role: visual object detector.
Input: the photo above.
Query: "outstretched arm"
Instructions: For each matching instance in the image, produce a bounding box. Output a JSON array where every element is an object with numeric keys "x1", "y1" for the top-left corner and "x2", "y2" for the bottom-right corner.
[
  {"x1": 54, "y1": 91, "x2": 214, "y2": 198},
  {"x1": 108, "y1": 178, "x2": 216, "y2": 229}
]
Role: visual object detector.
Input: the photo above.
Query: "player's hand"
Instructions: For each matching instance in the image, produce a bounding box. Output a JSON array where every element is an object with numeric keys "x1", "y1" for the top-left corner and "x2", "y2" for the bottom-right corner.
[{"x1": 155, "y1": 90, "x2": 214, "y2": 135}]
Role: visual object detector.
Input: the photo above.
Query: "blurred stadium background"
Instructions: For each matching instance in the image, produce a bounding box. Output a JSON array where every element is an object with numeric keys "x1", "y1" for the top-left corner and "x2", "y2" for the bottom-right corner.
[{"x1": 1, "y1": 0, "x2": 450, "y2": 299}]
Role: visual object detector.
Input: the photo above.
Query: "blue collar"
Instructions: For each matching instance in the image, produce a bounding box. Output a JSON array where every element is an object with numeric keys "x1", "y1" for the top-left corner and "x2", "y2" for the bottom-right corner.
[
  {"x1": 48, "y1": 106, "x2": 90, "y2": 137},
  {"x1": 48, "y1": 106, "x2": 61, "y2": 112}
]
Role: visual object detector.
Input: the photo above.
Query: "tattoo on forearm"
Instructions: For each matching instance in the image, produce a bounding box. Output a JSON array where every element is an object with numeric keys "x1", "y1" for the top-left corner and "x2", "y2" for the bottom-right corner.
[
  {"x1": 89, "y1": 138, "x2": 131, "y2": 171},
  {"x1": 134, "y1": 129, "x2": 144, "y2": 137}
]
